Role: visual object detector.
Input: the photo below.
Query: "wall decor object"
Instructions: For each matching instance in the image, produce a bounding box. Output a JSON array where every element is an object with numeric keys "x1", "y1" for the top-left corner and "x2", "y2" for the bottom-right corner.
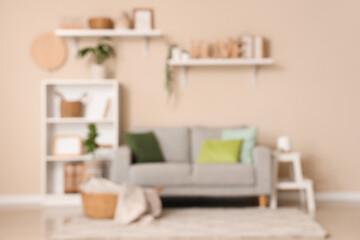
[
  {"x1": 88, "y1": 17, "x2": 114, "y2": 29},
  {"x1": 115, "y1": 11, "x2": 131, "y2": 29},
  {"x1": 133, "y1": 8, "x2": 154, "y2": 30},
  {"x1": 254, "y1": 36, "x2": 265, "y2": 58},
  {"x1": 239, "y1": 35, "x2": 253, "y2": 58},
  {"x1": 277, "y1": 136, "x2": 292, "y2": 152},
  {"x1": 52, "y1": 135, "x2": 83, "y2": 156},
  {"x1": 31, "y1": 33, "x2": 67, "y2": 71},
  {"x1": 78, "y1": 41, "x2": 116, "y2": 79},
  {"x1": 181, "y1": 51, "x2": 189, "y2": 60},
  {"x1": 55, "y1": 91, "x2": 87, "y2": 117},
  {"x1": 102, "y1": 98, "x2": 112, "y2": 119},
  {"x1": 171, "y1": 46, "x2": 181, "y2": 60}
]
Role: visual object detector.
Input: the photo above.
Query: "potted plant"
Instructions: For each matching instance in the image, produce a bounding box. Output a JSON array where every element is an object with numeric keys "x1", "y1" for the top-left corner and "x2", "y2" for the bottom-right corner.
[
  {"x1": 83, "y1": 124, "x2": 102, "y2": 178},
  {"x1": 78, "y1": 41, "x2": 115, "y2": 79}
]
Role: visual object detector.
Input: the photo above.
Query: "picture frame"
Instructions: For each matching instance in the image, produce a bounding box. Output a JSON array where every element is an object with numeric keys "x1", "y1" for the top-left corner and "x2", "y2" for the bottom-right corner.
[
  {"x1": 52, "y1": 135, "x2": 83, "y2": 156},
  {"x1": 132, "y1": 8, "x2": 154, "y2": 30}
]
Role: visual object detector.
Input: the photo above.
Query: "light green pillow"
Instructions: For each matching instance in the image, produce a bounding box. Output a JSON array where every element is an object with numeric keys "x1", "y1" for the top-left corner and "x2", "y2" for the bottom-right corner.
[
  {"x1": 196, "y1": 139, "x2": 243, "y2": 164},
  {"x1": 221, "y1": 127, "x2": 257, "y2": 163}
]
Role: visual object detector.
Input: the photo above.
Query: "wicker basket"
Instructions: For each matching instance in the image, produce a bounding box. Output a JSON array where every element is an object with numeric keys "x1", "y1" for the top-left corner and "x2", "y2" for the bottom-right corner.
[
  {"x1": 60, "y1": 100, "x2": 83, "y2": 117},
  {"x1": 81, "y1": 192, "x2": 118, "y2": 219},
  {"x1": 89, "y1": 17, "x2": 113, "y2": 29}
]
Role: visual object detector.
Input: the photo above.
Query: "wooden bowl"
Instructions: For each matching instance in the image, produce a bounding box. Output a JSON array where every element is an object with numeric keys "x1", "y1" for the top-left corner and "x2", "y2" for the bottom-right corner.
[{"x1": 88, "y1": 17, "x2": 113, "y2": 29}]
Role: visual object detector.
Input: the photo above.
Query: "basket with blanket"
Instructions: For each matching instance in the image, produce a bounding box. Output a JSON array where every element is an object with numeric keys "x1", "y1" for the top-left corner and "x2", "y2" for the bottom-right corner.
[{"x1": 79, "y1": 178, "x2": 163, "y2": 224}]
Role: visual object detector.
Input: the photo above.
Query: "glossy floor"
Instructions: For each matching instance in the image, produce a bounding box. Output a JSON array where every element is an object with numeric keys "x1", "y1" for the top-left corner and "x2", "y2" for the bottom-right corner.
[{"x1": 0, "y1": 202, "x2": 359, "y2": 240}]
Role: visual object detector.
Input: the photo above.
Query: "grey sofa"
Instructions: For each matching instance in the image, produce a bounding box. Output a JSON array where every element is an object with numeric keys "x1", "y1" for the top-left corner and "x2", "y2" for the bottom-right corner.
[{"x1": 110, "y1": 126, "x2": 273, "y2": 200}]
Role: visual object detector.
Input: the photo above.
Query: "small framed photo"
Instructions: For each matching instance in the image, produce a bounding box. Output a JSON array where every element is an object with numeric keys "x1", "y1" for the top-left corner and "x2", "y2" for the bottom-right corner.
[
  {"x1": 133, "y1": 8, "x2": 154, "y2": 30},
  {"x1": 52, "y1": 135, "x2": 83, "y2": 156}
]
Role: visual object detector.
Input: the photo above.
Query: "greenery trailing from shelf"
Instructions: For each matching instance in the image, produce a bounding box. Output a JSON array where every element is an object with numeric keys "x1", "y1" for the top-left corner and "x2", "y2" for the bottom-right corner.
[
  {"x1": 78, "y1": 40, "x2": 115, "y2": 65},
  {"x1": 166, "y1": 44, "x2": 177, "y2": 96},
  {"x1": 84, "y1": 124, "x2": 99, "y2": 154}
]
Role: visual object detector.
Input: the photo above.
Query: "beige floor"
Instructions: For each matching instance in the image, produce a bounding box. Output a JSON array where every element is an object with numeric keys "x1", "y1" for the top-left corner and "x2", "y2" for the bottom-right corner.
[{"x1": 0, "y1": 202, "x2": 359, "y2": 240}]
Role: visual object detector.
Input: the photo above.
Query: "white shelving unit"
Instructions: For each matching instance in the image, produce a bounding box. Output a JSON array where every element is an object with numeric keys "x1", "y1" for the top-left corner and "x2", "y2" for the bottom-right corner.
[
  {"x1": 41, "y1": 79, "x2": 120, "y2": 205},
  {"x1": 55, "y1": 29, "x2": 163, "y2": 57},
  {"x1": 168, "y1": 58, "x2": 274, "y2": 85}
]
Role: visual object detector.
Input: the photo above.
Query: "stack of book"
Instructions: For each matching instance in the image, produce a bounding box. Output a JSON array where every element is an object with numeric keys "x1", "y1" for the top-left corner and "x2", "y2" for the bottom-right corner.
[{"x1": 64, "y1": 163, "x2": 86, "y2": 193}]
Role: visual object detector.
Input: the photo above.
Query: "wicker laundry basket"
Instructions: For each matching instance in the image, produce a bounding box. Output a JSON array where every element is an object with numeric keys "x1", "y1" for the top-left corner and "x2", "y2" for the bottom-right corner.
[
  {"x1": 81, "y1": 192, "x2": 118, "y2": 219},
  {"x1": 80, "y1": 186, "x2": 163, "y2": 219}
]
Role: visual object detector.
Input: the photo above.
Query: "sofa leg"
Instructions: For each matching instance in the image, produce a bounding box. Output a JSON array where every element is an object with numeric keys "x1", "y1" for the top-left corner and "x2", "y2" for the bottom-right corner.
[{"x1": 258, "y1": 195, "x2": 267, "y2": 208}]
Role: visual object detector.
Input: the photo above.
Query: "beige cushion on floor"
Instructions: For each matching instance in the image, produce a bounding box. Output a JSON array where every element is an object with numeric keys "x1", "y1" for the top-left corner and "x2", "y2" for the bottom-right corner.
[
  {"x1": 192, "y1": 164, "x2": 255, "y2": 186},
  {"x1": 129, "y1": 163, "x2": 191, "y2": 186}
]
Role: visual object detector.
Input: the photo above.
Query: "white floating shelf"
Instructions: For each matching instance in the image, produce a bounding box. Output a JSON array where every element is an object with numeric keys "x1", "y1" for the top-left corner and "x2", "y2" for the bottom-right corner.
[
  {"x1": 46, "y1": 118, "x2": 114, "y2": 124},
  {"x1": 55, "y1": 29, "x2": 162, "y2": 37},
  {"x1": 168, "y1": 58, "x2": 274, "y2": 85},
  {"x1": 54, "y1": 29, "x2": 163, "y2": 57},
  {"x1": 46, "y1": 155, "x2": 112, "y2": 162}
]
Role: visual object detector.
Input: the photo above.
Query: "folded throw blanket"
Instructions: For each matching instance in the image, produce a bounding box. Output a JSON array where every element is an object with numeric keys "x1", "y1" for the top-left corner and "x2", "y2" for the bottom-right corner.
[{"x1": 80, "y1": 178, "x2": 162, "y2": 225}]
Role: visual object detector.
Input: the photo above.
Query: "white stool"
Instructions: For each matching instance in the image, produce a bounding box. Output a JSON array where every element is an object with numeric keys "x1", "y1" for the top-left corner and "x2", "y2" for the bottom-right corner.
[{"x1": 270, "y1": 152, "x2": 316, "y2": 216}]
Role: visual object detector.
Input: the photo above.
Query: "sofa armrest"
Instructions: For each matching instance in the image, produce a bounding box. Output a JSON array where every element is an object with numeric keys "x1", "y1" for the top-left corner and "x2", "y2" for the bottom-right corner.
[
  {"x1": 253, "y1": 146, "x2": 273, "y2": 195},
  {"x1": 109, "y1": 145, "x2": 132, "y2": 184}
]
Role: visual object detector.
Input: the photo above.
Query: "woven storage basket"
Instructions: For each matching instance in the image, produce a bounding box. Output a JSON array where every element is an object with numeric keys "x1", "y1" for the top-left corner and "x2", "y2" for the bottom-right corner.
[
  {"x1": 60, "y1": 100, "x2": 83, "y2": 117},
  {"x1": 89, "y1": 17, "x2": 113, "y2": 29},
  {"x1": 81, "y1": 192, "x2": 118, "y2": 219}
]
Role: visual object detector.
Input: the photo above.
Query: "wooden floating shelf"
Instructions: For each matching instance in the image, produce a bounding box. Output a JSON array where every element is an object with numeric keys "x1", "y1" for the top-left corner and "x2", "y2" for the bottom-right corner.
[
  {"x1": 168, "y1": 58, "x2": 274, "y2": 86},
  {"x1": 54, "y1": 29, "x2": 163, "y2": 57},
  {"x1": 46, "y1": 118, "x2": 114, "y2": 124}
]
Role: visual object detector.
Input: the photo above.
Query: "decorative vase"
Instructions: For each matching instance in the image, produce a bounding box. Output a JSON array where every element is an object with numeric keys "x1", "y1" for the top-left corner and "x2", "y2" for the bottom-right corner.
[
  {"x1": 90, "y1": 64, "x2": 106, "y2": 79},
  {"x1": 171, "y1": 47, "x2": 181, "y2": 60},
  {"x1": 277, "y1": 136, "x2": 291, "y2": 152},
  {"x1": 115, "y1": 11, "x2": 130, "y2": 29}
]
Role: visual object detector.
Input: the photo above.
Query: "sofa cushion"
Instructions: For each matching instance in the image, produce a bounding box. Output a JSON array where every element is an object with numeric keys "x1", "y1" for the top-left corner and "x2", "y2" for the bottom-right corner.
[
  {"x1": 196, "y1": 139, "x2": 243, "y2": 164},
  {"x1": 133, "y1": 127, "x2": 189, "y2": 163},
  {"x1": 124, "y1": 132, "x2": 165, "y2": 163},
  {"x1": 129, "y1": 163, "x2": 191, "y2": 186},
  {"x1": 192, "y1": 164, "x2": 255, "y2": 186},
  {"x1": 222, "y1": 127, "x2": 258, "y2": 163},
  {"x1": 191, "y1": 126, "x2": 245, "y2": 162}
]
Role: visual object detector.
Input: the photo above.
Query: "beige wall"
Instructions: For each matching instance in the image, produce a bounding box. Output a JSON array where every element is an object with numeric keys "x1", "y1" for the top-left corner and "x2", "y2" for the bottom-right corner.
[{"x1": 0, "y1": 0, "x2": 359, "y2": 194}]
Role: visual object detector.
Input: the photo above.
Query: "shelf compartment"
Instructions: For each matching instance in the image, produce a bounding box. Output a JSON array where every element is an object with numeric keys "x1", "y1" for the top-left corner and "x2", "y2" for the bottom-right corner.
[
  {"x1": 46, "y1": 154, "x2": 112, "y2": 162},
  {"x1": 44, "y1": 79, "x2": 118, "y2": 85},
  {"x1": 46, "y1": 118, "x2": 114, "y2": 124},
  {"x1": 168, "y1": 58, "x2": 274, "y2": 86}
]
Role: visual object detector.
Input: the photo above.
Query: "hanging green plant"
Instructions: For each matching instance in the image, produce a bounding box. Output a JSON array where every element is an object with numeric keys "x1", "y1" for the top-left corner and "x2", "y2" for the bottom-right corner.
[{"x1": 166, "y1": 44, "x2": 177, "y2": 96}]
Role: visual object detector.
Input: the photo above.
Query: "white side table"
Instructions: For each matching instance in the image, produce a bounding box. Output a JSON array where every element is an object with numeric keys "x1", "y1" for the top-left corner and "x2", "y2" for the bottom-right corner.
[{"x1": 270, "y1": 151, "x2": 316, "y2": 216}]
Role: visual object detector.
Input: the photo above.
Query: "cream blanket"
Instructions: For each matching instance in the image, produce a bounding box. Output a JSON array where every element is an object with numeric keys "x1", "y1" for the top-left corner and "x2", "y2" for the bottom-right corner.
[{"x1": 80, "y1": 178, "x2": 162, "y2": 225}]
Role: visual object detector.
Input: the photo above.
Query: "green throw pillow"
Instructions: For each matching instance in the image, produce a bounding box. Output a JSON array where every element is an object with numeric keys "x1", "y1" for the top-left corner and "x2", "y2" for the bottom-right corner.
[
  {"x1": 221, "y1": 127, "x2": 257, "y2": 164},
  {"x1": 124, "y1": 132, "x2": 165, "y2": 163},
  {"x1": 196, "y1": 139, "x2": 243, "y2": 164}
]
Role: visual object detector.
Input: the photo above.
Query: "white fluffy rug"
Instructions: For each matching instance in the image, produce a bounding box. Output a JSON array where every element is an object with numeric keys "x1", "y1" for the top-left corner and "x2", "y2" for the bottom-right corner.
[{"x1": 51, "y1": 208, "x2": 327, "y2": 240}]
